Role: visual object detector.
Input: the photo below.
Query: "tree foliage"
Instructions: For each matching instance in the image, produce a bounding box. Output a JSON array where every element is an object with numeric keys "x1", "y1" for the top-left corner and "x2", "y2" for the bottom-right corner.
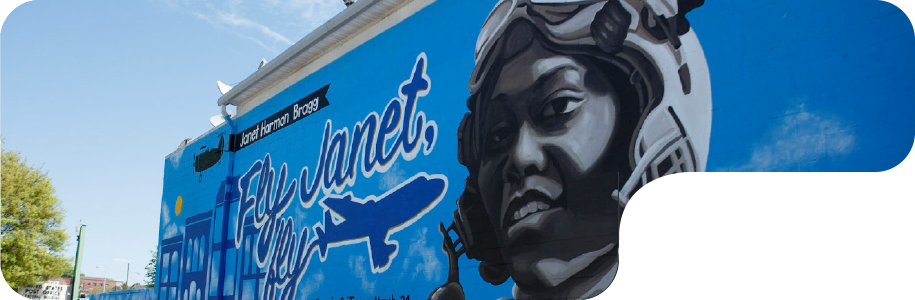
[
  {"x1": 88, "y1": 286, "x2": 106, "y2": 294},
  {"x1": 60, "y1": 269, "x2": 84, "y2": 278},
  {"x1": 1, "y1": 148, "x2": 71, "y2": 290},
  {"x1": 145, "y1": 249, "x2": 156, "y2": 287}
]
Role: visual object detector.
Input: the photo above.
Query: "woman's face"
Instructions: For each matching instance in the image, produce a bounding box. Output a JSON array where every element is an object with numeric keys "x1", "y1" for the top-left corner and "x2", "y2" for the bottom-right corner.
[{"x1": 476, "y1": 42, "x2": 622, "y2": 296}]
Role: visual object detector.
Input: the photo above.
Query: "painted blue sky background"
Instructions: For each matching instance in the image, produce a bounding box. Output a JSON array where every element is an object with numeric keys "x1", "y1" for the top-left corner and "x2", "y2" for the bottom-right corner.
[
  {"x1": 693, "y1": 0, "x2": 915, "y2": 172},
  {"x1": 2, "y1": 0, "x2": 914, "y2": 291}
]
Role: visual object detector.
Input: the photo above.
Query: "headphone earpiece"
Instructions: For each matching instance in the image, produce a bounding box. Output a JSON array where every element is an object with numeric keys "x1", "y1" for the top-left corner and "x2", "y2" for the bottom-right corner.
[
  {"x1": 451, "y1": 176, "x2": 509, "y2": 285},
  {"x1": 454, "y1": 103, "x2": 510, "y2": 285}
]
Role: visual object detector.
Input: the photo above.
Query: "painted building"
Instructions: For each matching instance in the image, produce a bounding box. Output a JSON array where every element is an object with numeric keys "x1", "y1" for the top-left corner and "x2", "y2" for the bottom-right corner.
[{"x1": 157, "y1": 1, "x2": 915, "y2": 300}]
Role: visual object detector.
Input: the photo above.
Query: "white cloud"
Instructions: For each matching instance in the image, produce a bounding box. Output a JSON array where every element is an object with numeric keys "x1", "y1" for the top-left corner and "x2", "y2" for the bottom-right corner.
[
  {"x1": 261, "y1": 0, "x2": 345, "y2": 27},
  {"x1": 729, "y1": 105, "x2": 855, "y2": 171},
  {"x1": 291, "y1": 0, "x2": 347, "y2": 30},
  {"x1": 189, "y1": 10, "x2": 290, "y2": 53},
  {"x1": 113, "y1": 258, "x2": 135, "y2": 263},
  {"x1": 213, "y1": 11, "x2": 294, "y2": 45},
  {"x1": 156, "y1": 0, "x2": 345, "y2": 54}
]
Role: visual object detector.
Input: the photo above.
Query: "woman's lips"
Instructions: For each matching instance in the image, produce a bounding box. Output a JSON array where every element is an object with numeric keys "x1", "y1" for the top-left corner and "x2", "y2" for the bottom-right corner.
[
  {"x1": 507, "y1": 207, "x2": 562, "y2": 240},
  {"x1": 513, "y1": 200, "x2": 552, "y2": 221},
  {"x1": 502, "y1": 175, "x2": 564, "y2": 230}
]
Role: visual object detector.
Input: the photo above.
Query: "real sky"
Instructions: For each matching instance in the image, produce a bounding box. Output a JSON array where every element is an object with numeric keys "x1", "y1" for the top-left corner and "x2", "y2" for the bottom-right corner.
[{"x1": 2, "y1": 0, "x2": 346, "y2": 286}]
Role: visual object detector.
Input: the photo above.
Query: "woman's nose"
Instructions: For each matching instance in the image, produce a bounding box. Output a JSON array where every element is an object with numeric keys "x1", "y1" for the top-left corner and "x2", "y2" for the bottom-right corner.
[{"x1": 504, "y1": 122, "x2": 546, "y2": 183}]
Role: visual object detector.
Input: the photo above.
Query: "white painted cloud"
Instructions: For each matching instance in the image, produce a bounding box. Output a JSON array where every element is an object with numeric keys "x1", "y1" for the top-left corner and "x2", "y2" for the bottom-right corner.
[
  {"x1": 168, "y1": 148, "x2": 184, "y2": 169},
  {"x1": 161, "y1": 203, "x2": 185, "y2": 239},
  {"x1": 161, "y1": 204, "x2": 175, "y2": 239},
  {"x1": 349, "y1": 255, "x2": 376, "y2": 294},
  {"x1": 293, "y1": 205, "x2": 308, "y2": 223},
  {"x1": 729, "y1": 105, "x2": 854, "y2": 171},
  {"x1": 162, "y1": 202, "x2": 172, "y2": 225},
  {"x1": 407, "y1": 227, "x2": 442, "y2": 282},
  {"x1": 379, "y1": 163, "x2": 407, "y2": 190},
  {"x1": 297, "y1": 269, "x2": 325, "y2": 296}
]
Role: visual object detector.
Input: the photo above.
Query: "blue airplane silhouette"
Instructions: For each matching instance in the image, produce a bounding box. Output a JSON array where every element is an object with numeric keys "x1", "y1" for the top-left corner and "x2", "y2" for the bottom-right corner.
[{"x1": 312, "y1": 174, "x2": 445, "y2": 270}]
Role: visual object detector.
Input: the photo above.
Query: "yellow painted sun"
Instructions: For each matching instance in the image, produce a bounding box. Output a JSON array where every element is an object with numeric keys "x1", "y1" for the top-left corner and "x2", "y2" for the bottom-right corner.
[{"x1": 176, "y1": 196, "x2": 183, "y2": 216}]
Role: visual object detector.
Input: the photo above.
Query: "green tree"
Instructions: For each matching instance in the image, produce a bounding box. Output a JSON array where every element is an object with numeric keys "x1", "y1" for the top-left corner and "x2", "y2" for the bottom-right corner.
[
  {"x1": 144, "y1": 249, "x2": 156, "y2": 287},
  {"x1": 1, "y1": 148, "x2": 70, "y2": 289},
  {"x1": 115, "y1": 282, "x2": 141, "y2": 291},
  {"x1": 88, "y1": 286, "x2": 105, "y2": 294},
  {"x1": 60, "y1": 269, "x2": 84, "y2": 278}
]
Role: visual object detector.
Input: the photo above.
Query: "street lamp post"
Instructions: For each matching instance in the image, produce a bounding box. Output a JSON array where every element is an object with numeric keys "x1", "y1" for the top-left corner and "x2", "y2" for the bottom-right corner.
[{"x1": 96, "y1": 266, "x2": 107, "y2": 293}]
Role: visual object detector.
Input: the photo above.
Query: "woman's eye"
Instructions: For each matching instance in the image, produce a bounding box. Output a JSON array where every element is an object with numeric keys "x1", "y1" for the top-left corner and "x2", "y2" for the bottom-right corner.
[
  {"x1": 541, "y1": 97, "x2": 583, "y2": 119},
  {"x1": 490, "y1": 126, "x2": 512, "y2": 143},
  {"x1": 484, "y1": 122, "x2": 514, "y2": 152}
]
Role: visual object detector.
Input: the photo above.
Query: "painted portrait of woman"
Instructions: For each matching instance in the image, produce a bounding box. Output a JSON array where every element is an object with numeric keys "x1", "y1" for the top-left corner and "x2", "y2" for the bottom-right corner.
[{"x1": 430, "y1": 0, "x2": 711, "y2": 299}]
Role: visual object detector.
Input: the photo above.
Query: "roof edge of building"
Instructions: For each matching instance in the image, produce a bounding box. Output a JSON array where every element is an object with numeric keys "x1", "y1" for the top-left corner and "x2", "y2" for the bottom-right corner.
[{"x1": 215, "y1": 0, "x2": 427, "y2": 111}]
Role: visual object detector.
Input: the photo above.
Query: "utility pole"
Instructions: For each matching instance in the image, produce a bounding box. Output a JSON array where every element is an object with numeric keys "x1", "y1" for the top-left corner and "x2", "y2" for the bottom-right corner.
[
  {"x1": 70, "y1": 224, "x2": 87, "y2": 300},
  {"x1": 125, "y1": 263, "x2": 130, "y2": 289}
]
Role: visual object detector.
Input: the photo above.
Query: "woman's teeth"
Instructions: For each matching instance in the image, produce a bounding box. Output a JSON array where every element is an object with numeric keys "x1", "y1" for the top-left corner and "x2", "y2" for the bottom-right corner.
[{"x1": 513, "y1": 201, "x2": 551, "y2": 221}]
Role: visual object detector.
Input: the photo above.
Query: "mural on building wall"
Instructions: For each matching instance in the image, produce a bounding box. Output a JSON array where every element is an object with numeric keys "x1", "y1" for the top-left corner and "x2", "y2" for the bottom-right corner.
[
  {"x1": 194, "y1": 136, "x2": 225, "y2": 182},
  {"x1": 156, "y1": 0, "x2": 711, "y2": 300},
  {"x1": 428, "y1": 0, "x2": 708, "y2": 299},
  {"x1": 155, "y1": 1, "x2": 915, "y2": 300},
  {"x1": 159, "y1": 52, "x2": 453, "y2": 300}
]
